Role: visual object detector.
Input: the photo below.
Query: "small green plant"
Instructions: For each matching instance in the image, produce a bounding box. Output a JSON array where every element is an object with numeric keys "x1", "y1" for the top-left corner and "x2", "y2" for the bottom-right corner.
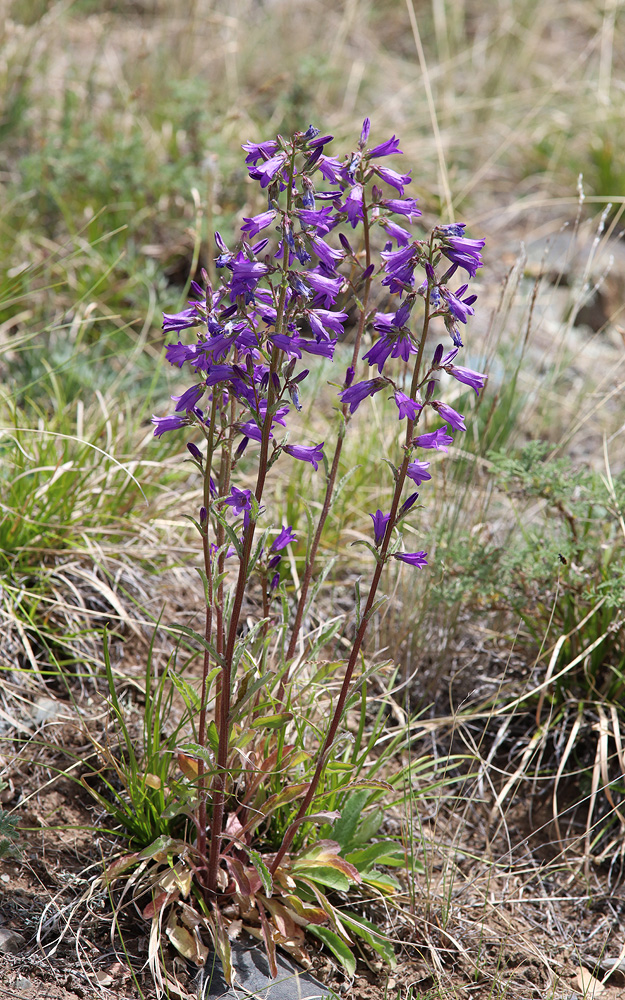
[{"x1": 0, "y1": 799, "x2": 20, "y2": 860}]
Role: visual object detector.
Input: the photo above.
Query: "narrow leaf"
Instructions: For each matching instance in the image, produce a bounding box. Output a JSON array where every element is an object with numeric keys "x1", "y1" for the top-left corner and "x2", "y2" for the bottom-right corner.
[
  {"x1": 308, "y1": 926, "x2": 356, "y2": 977},
  {"x1": 248, "y1": 849, "x2": 273, "y2": 897}
]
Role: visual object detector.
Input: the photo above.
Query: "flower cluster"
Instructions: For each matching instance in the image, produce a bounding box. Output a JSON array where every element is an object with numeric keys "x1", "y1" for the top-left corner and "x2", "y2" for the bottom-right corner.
[{"x1": 152, "y1": 119, "x2": 486, "y2": 570}]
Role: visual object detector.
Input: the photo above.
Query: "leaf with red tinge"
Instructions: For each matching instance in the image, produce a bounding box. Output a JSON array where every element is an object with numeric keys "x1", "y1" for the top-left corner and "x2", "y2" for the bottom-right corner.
[
  {"x1": 101, "y1": 852, "x2": 139, "y2": 884},
  {"x1": 258, "y1": 899, "x2": 278, "y2": 978}
]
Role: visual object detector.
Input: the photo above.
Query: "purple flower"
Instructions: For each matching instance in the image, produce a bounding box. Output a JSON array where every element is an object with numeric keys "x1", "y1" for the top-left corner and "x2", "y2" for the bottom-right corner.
[
  {"x1": 367, "y1": 135, "x2": 402, "y2": 158},
  {"x1": 271, "y1": 524, "x2": 297, "y2": 552},
  {"x1": 436, "y1": 224, "x2": 485, "y2": 277},
  {"x1": 370, "y1": 509, "x2": 391, "y2": 546},
  {"x1": 253, "y1": 153, "x2": 288, "y2": 188},
  {"x1": 241, "y1": 210, "x2": 276, "y2": 238},
  {"x1": 151, "y1": 414, "x2": 187, "y2": 437},
  {"x1": 296, "y1": 206, "x2": 336, "y2": 234},
  {"x1": 406, "y1": 461, "x2": 432, "y2": 485},
  {"x1": 381, "y1": 198, "x2": 421, "y2": 220},
  {"x1": 163, "y1": 307, "x2": 201, "y2": 333},
  {"x1": 440, "y1": 284, "x2": 477, "y2": 324},
  {"x1": 414, "y1": 427, "x2": 454, "y2": 452},
  {"x1": 339, "y1": 378, "x2": 386, "y2": 414},
  {"x1": 305, "y1": 270, "x2": 343, "y2": 306},
  {"x1": 380, "y1": 218, "x2": 412, "y2": 246},
  {"x1": 448, "y1": 363, "x2": 487, "y2": 395},
  {"x1": 228, "y1": 256, "x2": 270, "y2": 300},
  {"x1": 172, "y1": 384, "x2": 206, "y2": 412},
  {"x1": 317, "y1": 155, "x2": 343, "y2": 184},
  {"x1": 309, "y1": 235, "x2": 344, "y2": 270},
  {"x1": 374, "y1": 165, "x2": 412, "y2": 195},
  {"x1": 393, "y1": 551, "x2": 428, "y2": 568},
  {"x1": 380, "y1": 242, "x2": 419, "y2": 292},
  {"x1": 239, "y1": 402, "x2": 289, "y2": 442},
  {"x1": 400, "y1": 492, "x2": 419, "y2": 514},
  {"x1": 359, "y1": 118, "x2": 371, "y2": 147},
  {"x1": 166, "y1": 341, "x2": 199, "y2": 367},
  {"x1": 363, "y1": 331, "x2": 416, "y2": 373},
  {"x1": 242, "y1": 139, "x2": 280, "y2": 164},
  {"x1": 394, "y1": 392, "x2": 421, "y2": 420},
  {"x1": 223, "y1": 486, "x2": 252, "y2": 520},
  {"x1": 432, "y1": 401, "x2": 466, "y2": 431},
  {"x1": 283, "y1": 442, "x2": 324, "y2": 471},
  {"x1": 345, "y1": 184, "x2": 364, "y2": 228},
  {"x1": 298, "y1": 338, "x2": 336, "y2": 359},
  {"x1": 307, "y1": 308, "x2": 349, "y2": 340}
]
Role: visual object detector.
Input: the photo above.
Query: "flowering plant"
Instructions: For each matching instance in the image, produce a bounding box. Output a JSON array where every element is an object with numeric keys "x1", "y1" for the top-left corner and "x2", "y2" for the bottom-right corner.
[{"x1": 142, "y1": 119, "x2": 485, "y2": 981}]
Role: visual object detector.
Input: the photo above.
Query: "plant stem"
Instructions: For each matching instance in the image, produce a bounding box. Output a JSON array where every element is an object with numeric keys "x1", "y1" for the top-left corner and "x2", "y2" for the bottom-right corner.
[
  {"x1": 206, "y1": 150, "x2": 297, "y2": 894},
  {"x1": 280, "y1": 197, "x2": 374, "y2": 680}
]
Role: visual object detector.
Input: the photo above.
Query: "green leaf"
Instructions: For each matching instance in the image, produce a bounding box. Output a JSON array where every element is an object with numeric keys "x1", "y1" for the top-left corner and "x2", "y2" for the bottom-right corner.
[
  {"x1": 166, "y1": 624, "x2": 224, "y2": 666},
  {"x1": 350, "y1": 808, "x2": 384, "y2": 847},
  {"x1": 361, "y1": 870, "x2": 401, "y2": 894},
  {"x1": 295, "y1": 866, "x2": 350, "y2": 892},
  {"x1": 168, "y1": 669, "x2": 202, "y2": 713},
  {"x1": 206, "y1": 722, "x2": 220, "y2": 755},
  {"x1": 345, "y1": 841, "x2": 405, "y2": 870},
  {"x1": 137, "y1": 835, "x2": 177, "y2": 861},
  {"x1": 250, "y1": 712, "x2": 293, "y2": 730},
  {"x1": 330, "y1": 790, "x2": 371, "y2": 851},
  {"x1": 177, "y1": 742, "x2": 216, "y2": 767},
  {"x1": 248, "y1": 849, "x2": 273, "y2": 896},
  {"x1": 340, "y1": 911, "x2": 396, "y2": 968},
  {"x1": 308, "y1": 926, "x2": 356, "y2": 977}
]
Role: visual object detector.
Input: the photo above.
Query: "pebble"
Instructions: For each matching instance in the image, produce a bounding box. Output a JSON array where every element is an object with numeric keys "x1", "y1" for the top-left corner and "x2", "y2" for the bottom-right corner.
[{"x1": 0, "y1": 927, "x2": 26, "y2": 954}]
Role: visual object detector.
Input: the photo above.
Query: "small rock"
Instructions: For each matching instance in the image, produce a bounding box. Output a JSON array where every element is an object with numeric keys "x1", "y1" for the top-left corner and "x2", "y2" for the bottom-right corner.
[
  {"x1": 0, "y1": 927, "x2": 27, "y2": 954},
  {"x1": 15, "y1": 977, "x2": 32, "y2": 992}
]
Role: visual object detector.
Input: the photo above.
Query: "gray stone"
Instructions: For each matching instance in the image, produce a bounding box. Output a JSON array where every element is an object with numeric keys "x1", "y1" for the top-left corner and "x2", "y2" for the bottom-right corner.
[
  {"x1": 196, "y1": 942, "x2": 331, "y2": 999},
  {"x1": 0, "y1": 927, "x2": 27, "y2": 954}
]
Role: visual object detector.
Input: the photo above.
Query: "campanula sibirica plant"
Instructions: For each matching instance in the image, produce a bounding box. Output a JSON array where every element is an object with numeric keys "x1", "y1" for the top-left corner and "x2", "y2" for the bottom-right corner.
[{"x1": 144, "y1": 119, "x2": 486, "y2": 980}]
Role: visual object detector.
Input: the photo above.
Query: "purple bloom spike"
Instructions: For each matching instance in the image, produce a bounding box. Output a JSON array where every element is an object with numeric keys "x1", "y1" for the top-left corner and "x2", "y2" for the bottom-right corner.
[{"x1": 370, "y1": 509, "x2": 391, "y2": 546}]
